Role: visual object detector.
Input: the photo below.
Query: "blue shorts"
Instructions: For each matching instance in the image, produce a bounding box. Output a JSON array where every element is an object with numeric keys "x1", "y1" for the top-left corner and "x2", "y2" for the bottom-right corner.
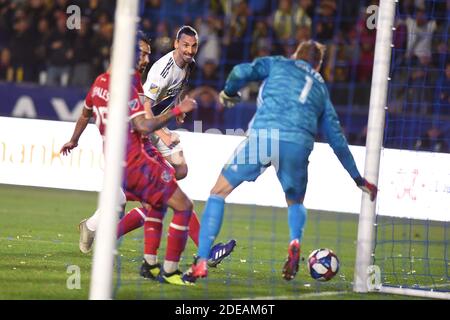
[{"x1": 222, "y1": 133, "x2": 312, "y2": 201}]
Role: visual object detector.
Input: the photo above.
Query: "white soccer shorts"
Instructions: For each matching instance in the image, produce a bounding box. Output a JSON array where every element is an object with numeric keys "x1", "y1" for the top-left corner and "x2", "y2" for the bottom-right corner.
[{"x1": 151, "y1": 131, "x2": 183, "y2": 157}]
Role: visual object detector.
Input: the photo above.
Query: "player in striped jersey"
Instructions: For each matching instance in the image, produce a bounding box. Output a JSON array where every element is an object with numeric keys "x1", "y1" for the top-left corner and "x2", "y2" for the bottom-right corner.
[
  {"x1": 141, "y1": 25, "x2": 198, "y2": 179},
  {"x1": 137, "y1": 25, "x2": 236, "y2": 269}
]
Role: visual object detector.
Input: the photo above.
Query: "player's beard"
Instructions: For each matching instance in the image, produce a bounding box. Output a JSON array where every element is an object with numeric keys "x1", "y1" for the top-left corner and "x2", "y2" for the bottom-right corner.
[
  {"x1": 183, "y1": 54, "x2": 194, "y2": 64},
  {"x1": 138, "y1": 62, "x2": 147, "y2": 73}
]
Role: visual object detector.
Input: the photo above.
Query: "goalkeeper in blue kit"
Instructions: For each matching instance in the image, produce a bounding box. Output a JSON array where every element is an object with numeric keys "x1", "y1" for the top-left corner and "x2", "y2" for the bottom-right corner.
[{"x1": 189, "y1": 40, "x2": 377, "y2": 281}]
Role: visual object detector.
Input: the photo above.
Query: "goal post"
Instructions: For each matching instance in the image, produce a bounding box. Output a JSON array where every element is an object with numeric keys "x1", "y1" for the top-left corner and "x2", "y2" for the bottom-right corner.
[
  {"x1": 353, "y1": 0, "x2": 396, "y2": 294},
  {"x1": 89, "y1": 0, "x2": 139, "y2": 300},
  {"x1": 353, "y1": 0, "x2": 450, "y2": 300}
]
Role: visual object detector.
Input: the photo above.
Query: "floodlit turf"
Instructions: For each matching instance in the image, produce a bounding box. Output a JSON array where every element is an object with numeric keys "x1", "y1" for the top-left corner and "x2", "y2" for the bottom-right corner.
[{"x1": 0, "y1": 184, "x2": 445, "y2": 300}]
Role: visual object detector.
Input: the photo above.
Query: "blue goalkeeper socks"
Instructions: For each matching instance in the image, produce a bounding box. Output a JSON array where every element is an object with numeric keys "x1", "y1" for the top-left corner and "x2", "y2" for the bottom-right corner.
[
  {"x1": 198, "y1": 195, "x2": 225, "y2": 259},
  {"x1": 288, "y1": 203, "x2": 307, "y2": 242}
]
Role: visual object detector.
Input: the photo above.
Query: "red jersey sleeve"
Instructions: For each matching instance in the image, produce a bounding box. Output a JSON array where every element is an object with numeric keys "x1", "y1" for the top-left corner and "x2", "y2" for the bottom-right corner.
[{"x1": 128, "y1": 87, "x2": 146, "y2": 120}]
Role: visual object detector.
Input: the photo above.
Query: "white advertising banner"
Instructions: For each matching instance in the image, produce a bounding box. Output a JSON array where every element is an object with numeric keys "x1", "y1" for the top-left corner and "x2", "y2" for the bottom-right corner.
[
  {"x1": 0, "y1": 117, "x2": 449, "y2": 221},
  {"x1": 0, "y1": 117, "x2": 104, "y2": 191}
]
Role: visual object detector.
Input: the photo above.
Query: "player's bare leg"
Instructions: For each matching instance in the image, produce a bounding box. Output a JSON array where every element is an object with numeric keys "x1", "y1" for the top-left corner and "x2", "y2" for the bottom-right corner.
[
  {"x1": 165, "y1": 150, "x2": 188, "y2": 180},
  {"x1": 209, "y1": 174, "x2": 234, "y2": 198}
]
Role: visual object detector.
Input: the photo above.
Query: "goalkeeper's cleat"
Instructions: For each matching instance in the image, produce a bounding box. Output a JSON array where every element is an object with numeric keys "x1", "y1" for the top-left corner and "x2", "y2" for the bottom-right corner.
[
  {"x1": 191, "y1": 258, "x2": 208, "y2": 279},
  {"x1": 78, "y1": 219, "x2": 95, "y2": 254},
  {"x1": 282, "y1": 239, "x2": 301, "y2": 281},
  {"x1": 139, "y1": 260, "x2": 161, "y2": 280},
  {"x1": 156, "y1": 269, "x2": 195, "y2": 286},
  {"x1": 208, "y1": 239, "x2": 237, "y2": 268}
]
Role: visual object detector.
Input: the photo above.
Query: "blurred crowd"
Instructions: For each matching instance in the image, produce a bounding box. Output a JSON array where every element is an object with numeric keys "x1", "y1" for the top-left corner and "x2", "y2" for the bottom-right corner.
[
  {"x1": 0, "y1": 0, "x2": 448, "y2": 151},
  {"x1": 0, "y1": 0, "x2": 116, "y2": 86}
]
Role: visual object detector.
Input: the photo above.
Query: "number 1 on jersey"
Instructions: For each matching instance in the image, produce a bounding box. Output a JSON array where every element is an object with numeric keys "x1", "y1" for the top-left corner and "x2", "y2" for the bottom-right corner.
[{"x1": 299, "y1": 75, "x2": 313, "y2": 104}]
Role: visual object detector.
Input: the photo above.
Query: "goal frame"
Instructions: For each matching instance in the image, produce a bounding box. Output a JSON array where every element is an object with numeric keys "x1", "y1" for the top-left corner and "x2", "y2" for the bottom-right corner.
[
  {"x1": 89, "y1": 0, "x2": 139, "y2": 300},
  {"x1": 353, "y1": 0, "x2": 449, "y2": 300}
]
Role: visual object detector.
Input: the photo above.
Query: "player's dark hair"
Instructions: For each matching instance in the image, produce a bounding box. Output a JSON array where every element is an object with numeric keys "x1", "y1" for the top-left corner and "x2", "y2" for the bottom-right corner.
[
  {"x1": 137, "y1": 30, "x2": 151, "y2": 46},
  {"x1": 176, "y1": 25, "x2": 198, "y2": 40},
  {"x1": 135, "y1": 30, "x2": 151, "y2": 72}
]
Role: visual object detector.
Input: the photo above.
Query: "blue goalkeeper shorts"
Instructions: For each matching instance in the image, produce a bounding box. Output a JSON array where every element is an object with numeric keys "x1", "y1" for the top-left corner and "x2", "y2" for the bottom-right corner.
[{"x1": 222, "y1": 133, "x2": 312, "y2": 201}]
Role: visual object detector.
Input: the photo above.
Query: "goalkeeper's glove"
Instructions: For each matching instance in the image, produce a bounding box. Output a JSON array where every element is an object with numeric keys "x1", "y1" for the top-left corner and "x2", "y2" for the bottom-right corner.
[
  {"x1": 219, "y1": 90, "x2": 241, "y2": 108},
  {"x1": 354, "y1": 177, "x2": 378, "y2": 201}
]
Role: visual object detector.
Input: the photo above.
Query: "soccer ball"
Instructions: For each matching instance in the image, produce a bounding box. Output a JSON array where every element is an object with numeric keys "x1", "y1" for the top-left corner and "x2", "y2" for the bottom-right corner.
[{"x1": 307, "y1": 248, "x2": 340, "y2": 281}]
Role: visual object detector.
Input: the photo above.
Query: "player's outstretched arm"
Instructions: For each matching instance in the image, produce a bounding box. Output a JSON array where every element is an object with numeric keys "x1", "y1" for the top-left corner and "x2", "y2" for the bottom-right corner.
[
  {"x1": 143, "y1": 96, "x2": 179, "y2": 147},
  {"x1": 60, "y1": 107, "x2": 93, "y2": 155},
  {"x1": 173, "y1": 89, "x2": 189, "y2": 124},
  {"x1": 133, "y1": 95, "x2": 197, "y2": 134},
  {"x1": 319, "y1": 98, "x2": 378, "y2": 201},
  {"x1": 220, "y1": 57, "x2": 274, "y2": 108},
  {"x1": 143, "y1": 96, "x2": 156, "y2": 120}
]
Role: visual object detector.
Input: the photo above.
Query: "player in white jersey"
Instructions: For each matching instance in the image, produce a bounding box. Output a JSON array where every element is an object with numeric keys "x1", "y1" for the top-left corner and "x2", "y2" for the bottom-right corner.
[
  {"x1": 141, "y1": 26, "x2": 236, "y2": 272},
  {"x1": 75, "y1": 29, "x2": 236, "y2": 271},
  {"x1": 142, "y1": 25, "x2": 198, "y2": 180}
]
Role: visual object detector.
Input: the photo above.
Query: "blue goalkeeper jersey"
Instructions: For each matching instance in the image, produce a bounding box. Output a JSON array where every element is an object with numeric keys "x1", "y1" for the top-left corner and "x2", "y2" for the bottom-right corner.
[{"x1": 224, "y1": 56, "x2": 361, "y2": 180}]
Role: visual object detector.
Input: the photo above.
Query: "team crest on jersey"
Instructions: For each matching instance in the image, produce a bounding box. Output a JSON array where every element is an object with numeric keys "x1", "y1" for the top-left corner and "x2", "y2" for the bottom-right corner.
[
  {"x1": 128, "y1": 98, "x2": 139, "y2": 111},
  {"x1": 149, "y1": 83, "x2": 159, "y2": 94},
  {"x1": 161, "y1": 170, "x2": 172, "y2": 183}
]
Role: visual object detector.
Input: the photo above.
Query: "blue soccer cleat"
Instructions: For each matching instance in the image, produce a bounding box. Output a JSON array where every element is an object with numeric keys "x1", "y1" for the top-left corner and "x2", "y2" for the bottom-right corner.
[{"x1": 208, "y1": 239, "x2": 237, "y2": 268}]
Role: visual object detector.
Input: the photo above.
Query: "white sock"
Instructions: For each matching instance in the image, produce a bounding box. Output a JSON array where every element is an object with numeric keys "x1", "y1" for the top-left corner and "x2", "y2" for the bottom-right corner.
[
  {"x1": 163, "y1": 261, "x2": 179, "y2": 274},
  {"x1": 86, "y1": 209, "x2": 101, "y2": 231},
  {"x1": 144, "y1": 254, "x2": 158, "y2": 266}
]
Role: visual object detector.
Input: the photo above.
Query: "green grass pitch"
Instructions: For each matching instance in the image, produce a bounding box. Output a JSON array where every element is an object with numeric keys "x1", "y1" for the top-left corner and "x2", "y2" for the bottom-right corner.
[{"x1": 0, "y1": 184, "x2": 445, "y2": 300}]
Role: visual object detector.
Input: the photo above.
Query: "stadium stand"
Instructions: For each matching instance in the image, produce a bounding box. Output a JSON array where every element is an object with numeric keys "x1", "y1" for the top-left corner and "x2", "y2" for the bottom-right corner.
[{"x1": 0, "y1": 0, "x2": 448, "y2": 151}]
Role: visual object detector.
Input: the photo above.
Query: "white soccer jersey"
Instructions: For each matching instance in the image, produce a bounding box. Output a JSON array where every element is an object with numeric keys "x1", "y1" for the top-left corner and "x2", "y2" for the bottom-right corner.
[{"x1": 142, "y1": 50, "x2": 189, "y2": 107}]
